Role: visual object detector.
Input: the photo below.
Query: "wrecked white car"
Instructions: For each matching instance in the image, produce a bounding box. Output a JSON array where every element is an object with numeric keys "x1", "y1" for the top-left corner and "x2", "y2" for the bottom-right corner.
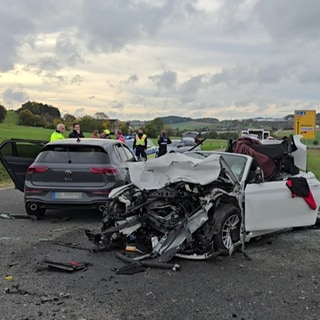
[{"x1": 86, "y1": 135, "x2": 320, "y2": 270}]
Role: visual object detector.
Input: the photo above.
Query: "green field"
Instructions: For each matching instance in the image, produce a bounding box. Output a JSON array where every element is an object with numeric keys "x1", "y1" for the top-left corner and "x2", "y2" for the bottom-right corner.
[
  {"x1": 0, "y1": 111, "x2": 92, "y2": 141},
  {"x1": 1, "y1": 112, "x2": 320, "y2": 183}
]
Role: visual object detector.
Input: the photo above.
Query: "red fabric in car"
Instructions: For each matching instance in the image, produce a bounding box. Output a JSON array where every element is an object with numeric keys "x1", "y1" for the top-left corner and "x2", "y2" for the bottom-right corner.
[{"x1": 286, "y1": 177, "x2": 317, "y2": 210}]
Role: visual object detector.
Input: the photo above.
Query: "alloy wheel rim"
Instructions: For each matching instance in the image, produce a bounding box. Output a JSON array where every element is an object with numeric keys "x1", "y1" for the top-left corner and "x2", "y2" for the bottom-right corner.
[{"x1": 221, "y1": 214, "x2": 240, "y2": 249}]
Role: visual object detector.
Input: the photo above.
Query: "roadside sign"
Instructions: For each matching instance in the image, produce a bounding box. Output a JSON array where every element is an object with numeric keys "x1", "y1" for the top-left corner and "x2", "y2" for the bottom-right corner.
[{"x1": 294, "y1": 110, "x2": 316, "y2": 139}]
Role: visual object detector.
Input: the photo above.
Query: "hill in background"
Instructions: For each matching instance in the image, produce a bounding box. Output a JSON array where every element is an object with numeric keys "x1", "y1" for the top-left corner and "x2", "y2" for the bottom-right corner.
[{"x1": 150, "y1": 115, "x2": 295, "y2": 132}]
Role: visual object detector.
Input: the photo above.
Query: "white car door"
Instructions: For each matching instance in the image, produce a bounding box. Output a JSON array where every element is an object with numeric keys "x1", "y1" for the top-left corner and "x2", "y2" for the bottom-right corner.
[{"x1": 244, "y1": 172, "x2": 320, "y2": 232}]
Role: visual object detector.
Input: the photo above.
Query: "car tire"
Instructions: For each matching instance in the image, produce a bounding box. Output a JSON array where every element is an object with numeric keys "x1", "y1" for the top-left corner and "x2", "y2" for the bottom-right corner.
[
  {"x1": 25, "y1": 204, "x2": 46, "y2": 218},
  {"x1": 212, "y1": 204, "x2": 241, "y2": 253}
]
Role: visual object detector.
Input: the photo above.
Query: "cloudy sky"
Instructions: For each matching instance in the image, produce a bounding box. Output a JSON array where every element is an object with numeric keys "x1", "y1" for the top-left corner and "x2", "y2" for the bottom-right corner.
[{"x1": 1, "y1": 0, "x2": 320, "y2": 121}]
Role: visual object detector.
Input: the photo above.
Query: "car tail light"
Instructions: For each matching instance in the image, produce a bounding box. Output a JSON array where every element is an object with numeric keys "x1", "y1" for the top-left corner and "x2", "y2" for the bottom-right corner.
[
  {"x1": 25, "y1": 188, "x2": 43, "y2": 193},
  {"x1": 27, "y1": 166, "x2": 48, "y2": 174},
  {"x1": 92, "y1": 191, "x2": 110, "y2": 195},
  {"x1": 89, "y1": 167, "x2": 119, "y2": 176}
]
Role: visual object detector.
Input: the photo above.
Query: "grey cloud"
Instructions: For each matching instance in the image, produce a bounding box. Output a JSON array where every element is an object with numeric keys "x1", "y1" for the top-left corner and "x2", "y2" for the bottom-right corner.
[
  {"x1": 55, "y1": 33, "x2": 84, "y2": 67},
  {"x1": 213, "y1": 1, "x2": 253, "y2": 34},
  {"x1": 77, "y1": 1, "x2": 197, "y2": 53},
  {"x1": 40, "y1": 72, "x2": 66, "y2": 85},
  {"x1": 177, "y1": 75, "x2": 209, "y2": 104},
  {"x1": 71, "y1": 74, "x2": 83, "y2": 85},
  {"x1": 110, "y1": 101, "x2": 124, "y2": 111},
  {"x1": 209, "y1": 55, "x2": 320, "y2": 90},
  {"x1": 254, "y1": 0, "x2": 320, "y2": 43},
  {"x1": 179, "y1": 75, "x2": 208, "y2": 94},
  {"x1": 0, "y1": 0, "x2": 73, "y2": 71},
  {"x1": 127, "y1": 74, "x2": 139, "y2": 84},
  {"x1": 38, "y1": 57, "x2": 62, "y2": 71},
  {"x1": 24, "y1": 34, "x2": 84, "y2": 74},
  {"x1": 209, "y1": 62, "x2": 287, "y2": 87},
  {"x1": 0, "y1": 2, "x2": 34, "y2": 71},
  {"x1": 3, "y1": 88, "x2": 29, "y2": 103},
  {"x1": 149, "y1": 71, "x2": 177, "y2": 89}
]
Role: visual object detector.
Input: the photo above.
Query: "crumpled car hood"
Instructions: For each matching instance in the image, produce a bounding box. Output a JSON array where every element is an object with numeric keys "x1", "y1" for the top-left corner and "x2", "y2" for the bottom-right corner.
[
  {"x1": 127, "y1": 152, "x2": 222, "y2": 190},
  {"x1": 87, "y1": 152, "x2": 242, "y2": 274}
]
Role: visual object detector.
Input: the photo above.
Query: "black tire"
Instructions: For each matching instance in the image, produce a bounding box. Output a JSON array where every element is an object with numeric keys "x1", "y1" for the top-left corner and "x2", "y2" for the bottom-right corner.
[
  {"x1": 25, "y1": 205, "x2": 46, "y2": 218},
  {"x1": 212, "y1": 204, "x2": 241, "y2": 252}
]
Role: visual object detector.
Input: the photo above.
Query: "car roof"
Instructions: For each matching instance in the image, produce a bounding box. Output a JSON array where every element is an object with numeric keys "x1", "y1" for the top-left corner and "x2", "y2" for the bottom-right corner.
[
  {"x1": 46, "y1": 138, "x2": 121, "y2": 147},
  {"x1": 182, "y1": 131, "x2": 199, "y2": 139}
]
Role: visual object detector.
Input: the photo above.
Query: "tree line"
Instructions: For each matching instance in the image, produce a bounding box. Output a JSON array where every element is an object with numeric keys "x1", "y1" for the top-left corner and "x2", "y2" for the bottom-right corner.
[{"x1": 0, "y1": 101, "x2": 169, "y2": 138}]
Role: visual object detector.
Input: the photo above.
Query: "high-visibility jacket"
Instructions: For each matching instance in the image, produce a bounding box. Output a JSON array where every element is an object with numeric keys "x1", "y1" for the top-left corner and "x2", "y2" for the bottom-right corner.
[
  {"x1": 50, "y1": 130, "x2": 65, "y2": 142},
  {"x1": 134, "y1": 134, "x2": 147, "y2": 147}
]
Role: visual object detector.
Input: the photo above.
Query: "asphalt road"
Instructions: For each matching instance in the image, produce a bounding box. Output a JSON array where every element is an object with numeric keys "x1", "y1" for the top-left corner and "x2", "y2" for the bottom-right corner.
[{"x1": 0, "y1": 187, "x2": 320, "y2": 320}]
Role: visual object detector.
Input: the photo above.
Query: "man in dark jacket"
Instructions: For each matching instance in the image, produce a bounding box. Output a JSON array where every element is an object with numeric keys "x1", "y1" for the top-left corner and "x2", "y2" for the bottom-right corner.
[
  {"x1": 157, "y1": 131, "x2": 172, "y2": 157},
  {"x1": 69, "y1": 123, "x2": 85, "y2": 138}
]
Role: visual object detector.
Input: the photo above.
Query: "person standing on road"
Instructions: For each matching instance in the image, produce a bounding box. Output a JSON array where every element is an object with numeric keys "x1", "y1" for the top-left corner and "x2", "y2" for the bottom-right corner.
[
  {"x1": 50, "y1": 123, "x2": 65, "y2": 141},
  {"x1": 115, "y1": 129, "x2": 125, "y2": 143},
  {"x1": 68, "y1": 123, "x2": 85, "y2": 138},
  {"x1": 157, "y1": 131, "x2": 172, "y2": 157},
  {"x1": 133, "y1": 128, "x2": 147, "y2": 161}
]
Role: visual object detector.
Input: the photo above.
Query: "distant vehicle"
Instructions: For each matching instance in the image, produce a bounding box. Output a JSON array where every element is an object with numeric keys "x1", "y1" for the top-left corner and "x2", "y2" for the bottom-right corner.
[
  {"x1": 182, "y1": 131, "x2": 201, "y2": 140},
  {"x1": 241, "y1": 128, "x2": 271, "y2": 140},
  {"x1": 0, "y1": 138, "x2": 136, "y2": 217},
  {"x1": 167, "y1": 137, "x2": 201, "y2": 153},
  {"x1": 125, "y1": 138, "x2": 158, "y2": 159}
]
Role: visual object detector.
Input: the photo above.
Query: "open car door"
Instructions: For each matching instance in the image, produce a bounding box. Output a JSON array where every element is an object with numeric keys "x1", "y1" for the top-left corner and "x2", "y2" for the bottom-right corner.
[
  {"x1": 0, "y1": 139, "x2": 46, "y2": 191},
  {"x1": 244, "y1": 173, "x2": 320, "y2": 232}
]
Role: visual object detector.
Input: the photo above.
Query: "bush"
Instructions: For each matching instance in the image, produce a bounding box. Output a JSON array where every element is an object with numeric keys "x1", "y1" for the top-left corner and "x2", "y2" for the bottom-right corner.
[{"x1": 313, "y1": 140, "x2": 318, "y2": 145}]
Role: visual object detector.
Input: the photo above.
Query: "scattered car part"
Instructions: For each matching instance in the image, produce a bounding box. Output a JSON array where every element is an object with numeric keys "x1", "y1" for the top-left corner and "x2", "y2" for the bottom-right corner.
[{"x1": 42, "y1": 260, "x2": 92, "y2": 272}]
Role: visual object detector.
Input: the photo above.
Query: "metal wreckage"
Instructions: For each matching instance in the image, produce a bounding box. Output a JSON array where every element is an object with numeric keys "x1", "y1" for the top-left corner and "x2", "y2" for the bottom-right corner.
[
  {"x1": 86, "y1": 152, "x2": 243, "y2": 273},
  {"x1": 86, "y1": 139, "x2": 320, "y2": 274}
]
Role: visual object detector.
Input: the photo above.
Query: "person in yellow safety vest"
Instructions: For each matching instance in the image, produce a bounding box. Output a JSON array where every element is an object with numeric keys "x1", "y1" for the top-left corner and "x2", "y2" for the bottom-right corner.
[
  {"x1": 100, "y1": 129, "x2": 111, "y2": 139},
  {"x1": 104, "y1": 129, "x2": 111, "y2": 139},
  {"x1": 50, "y1": 123, "x2": 65, "y2": 142},
  {"x1": 133, "y1": 128, "x2": 147, "y2": 161}
]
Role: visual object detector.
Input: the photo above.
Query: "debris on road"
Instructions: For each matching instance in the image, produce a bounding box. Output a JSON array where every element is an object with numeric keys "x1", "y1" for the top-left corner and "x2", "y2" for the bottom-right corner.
[
  {"x1": 0, "y1": 213, "x2": 14, "y2": 219},
  {"x1": 0, "y1": 212, "x2": 38, "y2": 220},
  {"x1": 115, "y1": 251, "x2": 181, "y2": 275},
  {"x1": 42, "y1": 260, "x2": 92, "y2": 272}
]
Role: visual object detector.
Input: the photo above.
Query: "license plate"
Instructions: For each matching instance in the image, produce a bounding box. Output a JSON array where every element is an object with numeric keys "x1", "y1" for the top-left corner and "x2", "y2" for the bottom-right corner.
[{"x1": 52, "y1": 192, "x2": 82, "y2": 199}]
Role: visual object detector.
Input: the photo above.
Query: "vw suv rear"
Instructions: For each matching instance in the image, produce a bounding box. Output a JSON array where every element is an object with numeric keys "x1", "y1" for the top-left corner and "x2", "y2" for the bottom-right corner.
[{"x1": 0, "y1": 138, "x2": 136, "y2": 217}]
